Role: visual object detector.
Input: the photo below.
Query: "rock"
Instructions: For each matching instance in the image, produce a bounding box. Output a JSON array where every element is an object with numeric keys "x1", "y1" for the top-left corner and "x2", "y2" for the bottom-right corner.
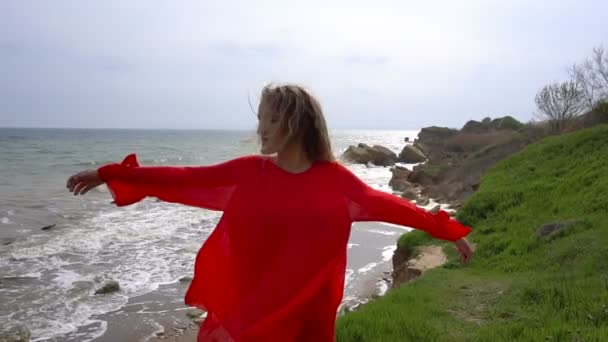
[
  {"x1": 41, "y1": 224, "x2": 56, "y2": 231},
  {"x1": 408, "y1": 165, "x2": 439, "y2": 187},
  {"x1": 430, "y1": 205, "x2": 441, "y2": 214},
  {"x1": 391, "y1": 244, "x2": 413, "y2": 271},
  {"x1": 390, "y1": 179, "x2": 416, "y2": 192},
  {"x1": 416, "y1": 196, "x2": 430, "y2": 206},
  {"x1": 94, "y1": 280, "x2": 120, "y2": 295},
  {"x1": 192, "y1": 317, "x2": 205, "y2": 326},
  {"x1": 392, "y1": 267, "x2": 422, "y2": 288},
  {"x1": 412, "y1": 126, "x2": 459, "y2": 162},
  {"x1": 537, "y1": 220, "x2": 578, "y2": 239},
  {"x1": 390, "y1": 165, "x2": 412, "y2": 179},
  {"x1": 404, "y1": 137, "x2": 410, "y2": 142},
  {"x1": 179, "y1": 276, "x2": 192, "y2": 283},
  {"x1": 0, "y1": 325, "x2": 31, "y2": 342},
  {"x1": 342, "y1": 143, "x2": 397, "y2": 166},
  {"x1": 388, "y1": 166, "x2": 414, "y2": 191},
  {"x1": 461, "y1": 120, "x2": 487, "y2": 133},
  {"x1": 418, "y1": 126, "x2": 459, "y2": 142},
  {"x1": 401, "y1": 190, "x2": 418, "y2": 201},
  {"x1": 1, "y1": 238, "x2": 16, "y2": 246},
  {"x1": 462, "y1": 116, "x2": 524, "y2": 133},
  {"x1": 186, "y1": 308, "x2": 206, "y2": 319},
  {"x1": 398, "y1": 145, "x2": 427, "y2": 163}
]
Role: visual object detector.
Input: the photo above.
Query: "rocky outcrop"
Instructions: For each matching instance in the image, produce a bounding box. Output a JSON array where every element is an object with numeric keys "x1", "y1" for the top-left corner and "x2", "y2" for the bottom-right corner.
[
  {"x1": 412, "y1": 126, "x2": 458, "y2": 161},
  {"x1": 342, "y1": 143, "x2": 397, "y2": 166},
  {"x1": 461, "y1": 116, "x2": 524, "y2": 134},
  {"x1": 392, "y1": 245, "x2": 447, "y2": 288},
  {"x1": 405, "y1": 117, "x2": 532, "y2": 205}
]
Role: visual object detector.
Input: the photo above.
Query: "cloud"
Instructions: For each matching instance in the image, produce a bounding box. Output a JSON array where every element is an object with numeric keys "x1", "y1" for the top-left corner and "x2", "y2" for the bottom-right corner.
[{"x1": 1, "y1": 0, "x2": 607, "y2": 129}]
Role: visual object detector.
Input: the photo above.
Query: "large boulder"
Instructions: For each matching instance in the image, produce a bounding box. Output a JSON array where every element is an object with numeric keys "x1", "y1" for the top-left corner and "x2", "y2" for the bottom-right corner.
[
  {"x1": 398, "y1": 145, "x2": 427, "y2": 163},
  {"x1": 342, "y1": 143, "x2": 397, "y2": 166}
]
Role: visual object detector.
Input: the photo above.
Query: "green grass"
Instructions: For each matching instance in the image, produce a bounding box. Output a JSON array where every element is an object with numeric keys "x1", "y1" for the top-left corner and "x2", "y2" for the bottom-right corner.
[{"x1": 336, "y1": 125, "x2": 608, "y2": 341}]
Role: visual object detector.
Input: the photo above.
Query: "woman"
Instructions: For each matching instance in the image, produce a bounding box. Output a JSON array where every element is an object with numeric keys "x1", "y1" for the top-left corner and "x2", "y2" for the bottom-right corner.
[{"x1": 67, "y1": 84, "x2": 473, "y2": 341}]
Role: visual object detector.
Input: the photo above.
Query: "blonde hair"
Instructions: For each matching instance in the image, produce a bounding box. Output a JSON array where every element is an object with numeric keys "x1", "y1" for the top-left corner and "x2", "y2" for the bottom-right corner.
[{"x1": 259, "y1": 84, "x2": 335, "y2": 162}]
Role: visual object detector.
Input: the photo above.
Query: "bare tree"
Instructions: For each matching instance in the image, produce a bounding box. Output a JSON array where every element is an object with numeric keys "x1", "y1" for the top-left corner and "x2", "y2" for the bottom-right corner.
[
  {"x1": 569, "y1": 46, "x2": 608, "y2": 109},
  {"x1": 535, "y1": 81, "x2": 587, "y2": 132}
]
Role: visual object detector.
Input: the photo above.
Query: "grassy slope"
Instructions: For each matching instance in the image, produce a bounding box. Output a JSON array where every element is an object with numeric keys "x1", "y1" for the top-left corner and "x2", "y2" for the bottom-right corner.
[{"x1": 336, "y1": 125, "x2": 608, "y2": 341}]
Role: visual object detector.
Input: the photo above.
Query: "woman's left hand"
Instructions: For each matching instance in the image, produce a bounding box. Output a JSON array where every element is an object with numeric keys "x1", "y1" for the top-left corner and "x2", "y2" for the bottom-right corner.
[{"x1": 454, "y1": 238, "x2": 473, "y2": 265}]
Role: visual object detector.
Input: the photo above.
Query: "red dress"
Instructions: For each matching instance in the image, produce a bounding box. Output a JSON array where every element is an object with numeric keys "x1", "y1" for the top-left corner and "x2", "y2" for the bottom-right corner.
[{"x1": 98, "y1": 154, "x2": 471, "y2": 342}]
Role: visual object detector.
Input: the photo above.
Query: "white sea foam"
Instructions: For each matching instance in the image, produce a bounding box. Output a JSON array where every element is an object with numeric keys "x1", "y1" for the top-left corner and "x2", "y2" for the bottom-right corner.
[
  {"x1": 382, "y1": 245, "x2": 397, "y2": 262},
  {"x1": 377, "y1": 277, "x2": 392, "y2": 296},
  {"x1": 364, "y1": 228, "x2": 399, "y2": 236},
  {"x1": 344, "y1": 268, "x2": 354, "y2": 287},
  {"x1": 358, "y1": 262, "x2": 379, "y2": 274}
]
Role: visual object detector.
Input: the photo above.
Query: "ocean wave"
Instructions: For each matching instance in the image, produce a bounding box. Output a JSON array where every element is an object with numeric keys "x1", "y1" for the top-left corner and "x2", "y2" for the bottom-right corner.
[{"x1": 0, "y1": 201, "x2": 220, "y2": 341}]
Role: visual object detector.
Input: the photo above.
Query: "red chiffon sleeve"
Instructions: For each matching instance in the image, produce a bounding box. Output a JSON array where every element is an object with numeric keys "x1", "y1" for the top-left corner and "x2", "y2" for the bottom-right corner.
[
  {"x1": 97, "y1": 153, "x2": 255, "y2": 211},
  {"x1": 335, "y1": 163, "x2": 471, "y2": 241}
]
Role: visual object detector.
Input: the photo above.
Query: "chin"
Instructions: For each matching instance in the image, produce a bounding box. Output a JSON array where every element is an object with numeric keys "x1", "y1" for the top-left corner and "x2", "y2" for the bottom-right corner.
[{"x1": 260, "y1": 147, "x2": 275, "y2": 155}]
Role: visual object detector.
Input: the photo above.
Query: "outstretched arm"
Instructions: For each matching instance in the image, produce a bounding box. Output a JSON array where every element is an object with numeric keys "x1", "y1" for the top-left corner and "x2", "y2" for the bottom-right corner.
[
  {"x1": 67, "y1": 153, "x2": 256, "y2": 211},
  {"x1": 335, "y1": 163, "x2": 471, "y2": 242}
]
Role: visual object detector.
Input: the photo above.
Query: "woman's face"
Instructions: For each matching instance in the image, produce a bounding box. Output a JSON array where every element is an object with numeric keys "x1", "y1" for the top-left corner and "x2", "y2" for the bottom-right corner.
[{"x1": 257, "y1": 102, "x2": 286, "y2": 155}]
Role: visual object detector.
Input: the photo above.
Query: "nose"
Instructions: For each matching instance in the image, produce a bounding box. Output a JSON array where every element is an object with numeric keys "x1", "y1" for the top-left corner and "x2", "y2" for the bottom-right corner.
[{"x1": 257, "y1": 124, "x2": 267, "y2": 137}]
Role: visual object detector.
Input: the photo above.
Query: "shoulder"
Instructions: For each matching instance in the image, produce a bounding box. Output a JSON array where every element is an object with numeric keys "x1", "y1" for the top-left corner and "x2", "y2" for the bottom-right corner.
[
  {"x1": 320, "y1": 160, "x2": 352, "y2": 173},
  {"x1": 225, "y1": 154, "x2": 265, "y2": 167},
  {"x1": 316, "y1": 160, "x2": 358, "y2": 182}
]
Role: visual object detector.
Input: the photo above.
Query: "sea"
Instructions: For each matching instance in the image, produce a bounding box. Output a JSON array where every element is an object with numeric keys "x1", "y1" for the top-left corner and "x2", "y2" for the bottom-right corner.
[{"x1": 0, "y1": 127, "x2": 427, "y2": 341}]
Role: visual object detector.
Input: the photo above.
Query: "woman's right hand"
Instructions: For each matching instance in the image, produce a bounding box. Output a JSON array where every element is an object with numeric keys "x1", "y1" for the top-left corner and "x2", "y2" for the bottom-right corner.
[{"x1": 66, "y1": 169, "x2": 104, "y2": 196}]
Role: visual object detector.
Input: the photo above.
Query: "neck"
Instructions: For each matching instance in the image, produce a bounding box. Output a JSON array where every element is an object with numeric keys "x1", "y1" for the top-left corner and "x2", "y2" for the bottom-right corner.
[{"x1": 275, "y1": 141, "x2": 312, "y2": 173}]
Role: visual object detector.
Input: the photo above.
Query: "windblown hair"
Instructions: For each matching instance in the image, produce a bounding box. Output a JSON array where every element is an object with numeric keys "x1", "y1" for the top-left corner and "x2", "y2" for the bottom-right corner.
[{"x1": 259, "y1": 84, "x2": 335, "y2": 162}]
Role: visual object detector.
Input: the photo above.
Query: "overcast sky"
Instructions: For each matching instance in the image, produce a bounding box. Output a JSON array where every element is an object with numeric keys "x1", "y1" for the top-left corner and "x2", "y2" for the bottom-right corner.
[{"x1": 1, "y1": 0, "x2": 606, "y2": 130}]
